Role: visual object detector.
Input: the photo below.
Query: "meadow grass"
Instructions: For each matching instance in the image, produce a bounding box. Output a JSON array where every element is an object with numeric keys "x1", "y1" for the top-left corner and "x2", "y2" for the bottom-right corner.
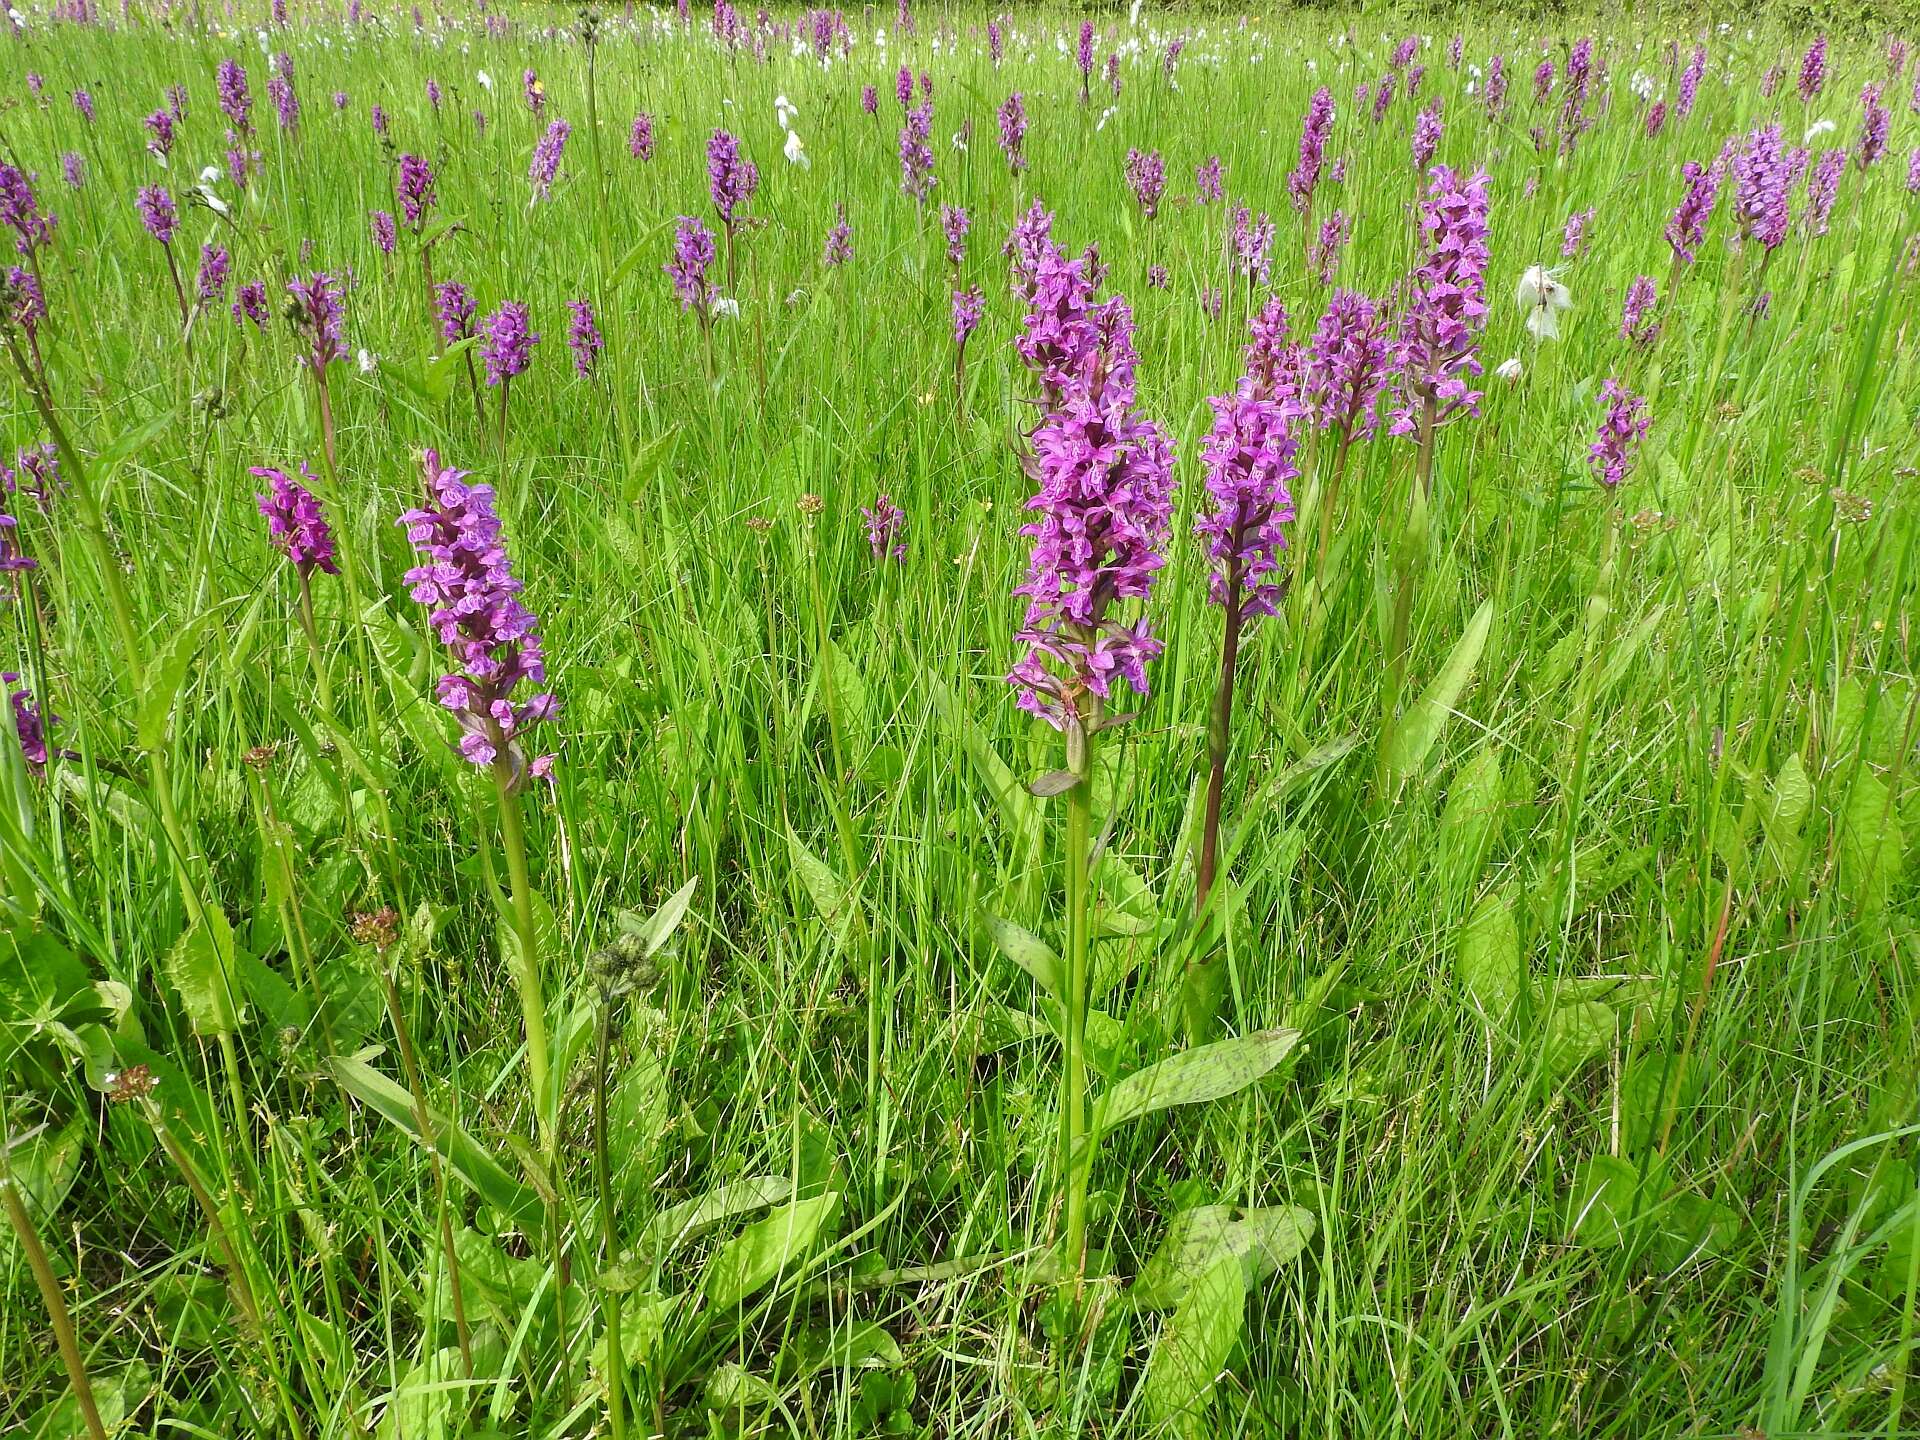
[{"x1": 1, "y1": 4, "x2": 1918, "y2": 1437}]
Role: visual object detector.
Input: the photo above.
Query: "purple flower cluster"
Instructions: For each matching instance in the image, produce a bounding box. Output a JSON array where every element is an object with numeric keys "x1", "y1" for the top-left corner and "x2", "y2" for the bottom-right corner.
[
  {"x1": 396, "y1": 153, "x2": 435, "y2": 229},
  {"x1": 822, "y1": 205, "x2": 852, "y2": 267},
  {"x1": 630, "y1": 113, "x2": 655, "y2": 160},
  {"x1": 434, "y1": 280, "x2": 476, "y2": 344},
  {"x1": 1310, "y1": 210, "x2": 1349, "y2": 284},
  {"x1": 997, "y1": 92, "x2": 1027, "y2": 173},
  {"x1": 900, "y1": 100, "x2": 936, "y2": 200},
  {"x1": 398, "y1": 450, "x2": 556, "y2": 783},
  {"x1": 4, "y1": 674, "x2": 58, "y2": 772},
  {"x1": 1857, "y1": 83, "x2": 1889, "y2": 169},
  {"x1": 1561, "y1": 207, "x2": 1595, "y2": 258},
  {"x1": 287, "y1": 272, "x2": 346, "y2": 372},
  {"x1": 268, "y1": 68, "x2": 298, "y2": 132},
  {"x1": 1391, "y1": 166, "x2": 1491, "y2": 436},
  {"x1": 0, "y1": 505, "x2": 33, "y2": 575},
  {"x1": 4, "y1": 445, "x2": 58, "y2": 508},
  {"x1": 665, "y1": 215, "x2": 717, "y2": 315},
  {"x1": 708, "y1": 128, "x2": 758, "y2": 224},
  {"x1": 136, "y1": 184, "x2": 177, "y2": 244},
  {"x1": 1621, "y1": 275, "x2": 1659, "y2": 345},
  {"x1": 952, "y1": 285, "x2": 984, "y2": 347},
  {"x1": 941, "y1": 204, "x2": 970, "y2": 266},
  {"x1": 1230, "y1": 206, "x2": 1275, "y2": 285},
  {"x1": 1731, "y1": 124, "x2": 1792, "y2": 250},
  {"x1": 371, "y1": 209, "x2": 397, "y2": 255},
  {"x1": 217, "y1": 58, "x2": 252, "y2": 134},
  {"x1": 479, "y1": 301, "x2": 538, "y2": 385},
  {"x1": 1125, "y1": 149, "x2": 1166, "y2": 219},
  {"x1": 1306, "y1": 290, "x2": 1393, "y2": 439},
  {"x1": 1197, "y1": 307, "x2": 1302, "y2": 625},
  {"x1": 1007, "y1": 230, "x2": 1176, "y2": 727},
  {"x1": 1799, "y1": 35, "x2": 1826, "y2": 102},
  {"x1": 862, "y1": 493, "x2": 906, "y2": 562},
  {"x1": 196, "y1": 243, "x2": 230, "y2": 304},
  {"x1": 1677, "y1": 46, "x2": 1705, "y2": 117},
  {"x1": 1196, "y1": 154, "x2": 1225, "y2": 203},
  {"x1": 143, "y1": 108, "x2": 175, "y2": 162},
  {"x1": 1, "y1": 166, "x2": 54, "y2": 255},
  {"x1": 1588, "y1": 380, "x2": 1650, "y2": 488},
  {"x1": 1807, "y1": 148, "x2": 1846, "y2": 234},
  {"x1": 1485, "y1": 55, "x2": 1508, "y2": 118},
  {"x1": 233, "y1": 279, "x2": 271, "y2": 330},
  {"x1": 530, "y1": 119, "x2": 571, "y2": 201},
  {"x1": 1665, "y1": 159, "x2": 1722, "y2": 263},
  {"x1": 1412, "y1": 100, "x2": 1444, "y2": 170},
  {"x1": 1287, "y1": 86, "x2": 1334, "y2": 214},
  {"x1": 254, "y1": 463, "x2": 340, "y2": 577},
  {"x1": 565, "y1": 298, "x2": 602, "y2": 378}
]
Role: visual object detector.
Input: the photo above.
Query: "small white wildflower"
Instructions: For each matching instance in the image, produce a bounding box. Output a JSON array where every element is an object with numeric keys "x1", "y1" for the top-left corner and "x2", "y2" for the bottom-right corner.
[
  {"x1": 476, "y1": 68, "x2": 492, "y2": 90},
  {"x1": 1516, "y1": 265, "x2": 1572, "y2": 340},
  {"x1": 712, "y1": 296, "x2": 740, "y2": 319},
  {"x1": 357, "y1": 348, "x2": 378, "y2": 373},
  {"x1": 775, "y1": 92, "x2": 797, "y2": 128},
  {"x1": 1803, "y1": 118, "x2": 1836, "y2": 143},
  {"x1": 1495, "y1": 356, "x2": 1523, "y2": 382},
  {"x1": 783, "y1": 128, "x2": 809, "y2": 167}
]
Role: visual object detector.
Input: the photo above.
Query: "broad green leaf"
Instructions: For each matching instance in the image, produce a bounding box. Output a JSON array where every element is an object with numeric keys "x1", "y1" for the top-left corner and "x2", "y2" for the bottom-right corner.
[
  {"x1": 615, "y1": 876, "x2": 700, "y2": 959},
  {"x1": 137, "y1": 605, "x2": 231, "y2": 750},
  {"x1": 776, "y1": 1320, "x2": 903, "y2": 1380},
  {"x1": 1763, "y1": 753, "x2": 1812, "y2": 844},
  {"x1": 1542, "y1": 1000, "x2": 1615, "y2": 1080},
  {"x1": 28, "y1": 1360, "x2": 149, "y2": 1439},
  {"x1": 162, "y1": 910, "x2": 243, "y2": 1037},
  {"x1": 422, "y1": 336, "x2": 478, "y2": 403},
  {"x1": 1564, "y1": 1154, "x2": 1642, "y2": 1247},
  {"x1": 786, "y1": 824, "x2": 861, "y2": 946},
  {"x1": 1132, "y1": 1204, "x2": 1315, "y2": 1309},
  {"x1": 1838, "y1": 773, "x2": 1901, "y2": 917},
  {"x1": 636, "y1": 1176, "x2": 793, "y2": 1258},
  {"x1": 824, "y1": 640, "x2": 871, "y2": 760},
  {"x1": 703, "y1": 1192, "x2": 842, "y2": 1309},
  {"x1": 331, "y1": 1056, "x2": 544, "y2": 1235},
  {"x1": 1435, "y1": 747, "x2": 1504, "y2": 902},
  {"x1": 375, "y1": 1332, "x2": 503, "y2": 1440},
  {"x1": 979, "y1": 908, "x2": 1062, "y2": 997},
  {"x1": 1654, "y1": 1192, "x2": 1741, "y2": 1269},
  {"x1": 0, "y1": 1110, "x2": 87, "y2": 1247},
  {"x1": 98, "y1": 408, "x2": 177, "y2": 465},
  {"x1": 1455, "y1": 890, "x2": 1521, "y2": 1021},
  {"x1": 1094, "y1": 1029, "x2": 1299, "y2": 1135},
  {"x1": 1383, "y1": 598, "x2": 1494, "y2": 786},
  {"x1": 1138, "y1": 1253, "x2": 1245, "y2": 1427}
]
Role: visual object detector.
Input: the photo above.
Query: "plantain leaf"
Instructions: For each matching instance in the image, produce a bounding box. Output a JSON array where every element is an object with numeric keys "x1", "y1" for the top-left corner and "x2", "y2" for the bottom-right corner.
[
  {"x1": 638, "y1": 1176, "x2": 793, "y2": 1258},
  {"x1": 1138, "y1": 1253, "x2": 1245, "y2": 1426},
  {"x1": 1383, "y1": 598, "x2": 1494, "y2": 786},
  {"x1": 703, "y1": 1192, "x2": 842, "y2": 1309},
  {"x1": 1094, "y1": 1029, "x2": 1299, "y2": 1135},
  {"x1": 1132, "y1": 1203, "x2": 1315, "y2": 1310},
  {"x1": 136, "y1": 604, "x2": 233, "y2": 750},
  {"x1": 162, "y1": 910, "x2": 243, "y2": 1037},
  {"x1": 331, "y1": 1056, "x2": 544, "y2": 1235},
  {"x1": 979, "y1": 908, "x2": 1062, "y2": 998},
  {"x1": 1455, "y1": 889, "x2": 1521, "y2": 1022},
  {"x1": 786, "y1": 824, "x2": 861, "y2": 947},
  {"x1": 615, "y1": 876, "x2": 700, "y2": 959},
  {"x1": 1542, "y1": 1000, "x2": 1615, "y2": 1081}
]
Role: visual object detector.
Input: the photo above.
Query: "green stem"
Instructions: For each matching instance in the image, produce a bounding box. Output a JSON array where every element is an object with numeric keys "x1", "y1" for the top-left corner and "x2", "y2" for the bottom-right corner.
[
  {"x1": 493, "y1": 771, "x2": 550, "y2": 1144},
  {"x1": 1059, "y1": 701, "x2": 1099, "y2": 1290},
  {"x1": 594, "y1": 999, "x2": 626, "y2": 1440},
  {"x1": 1, "y1": 1171, "x2": 109, "y2": 1440}
]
